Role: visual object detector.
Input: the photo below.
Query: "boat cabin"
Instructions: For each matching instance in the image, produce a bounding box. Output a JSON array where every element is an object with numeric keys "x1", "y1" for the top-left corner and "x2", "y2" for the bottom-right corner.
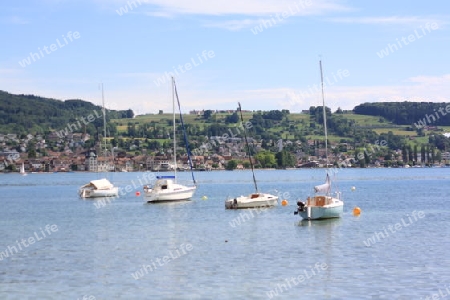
[{"x1": 154, "y1": 175, "x2": 176, "y2": 190}]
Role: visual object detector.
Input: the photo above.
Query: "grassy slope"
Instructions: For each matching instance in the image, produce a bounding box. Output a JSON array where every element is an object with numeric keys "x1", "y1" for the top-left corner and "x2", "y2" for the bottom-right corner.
[{"x1": 111, "y1": 112, "x2": 449, "y2": 146}]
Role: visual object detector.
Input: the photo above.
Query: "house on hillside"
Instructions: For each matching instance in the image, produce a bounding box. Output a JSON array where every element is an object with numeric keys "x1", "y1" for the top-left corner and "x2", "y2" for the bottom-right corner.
[
  {"x1": 73, "y1": 157, "x2": 86, "y2": 171},
  {"x1": 47, "y1": 132, "x2": 61, "y2": 141},
  {"x1": 189, "y1": 110, "x2": 204, "y2": 116},
  {"x1": 442, "y1": 152, "x2": 450, "y2": 161},
  {"x1": 29, "y1": 159, "x2": 44, "y2": 171},
  {"x1": 97, "y1": 157, "x2": 114, "y2": 172},
  {"x1": 6, "y1": 134, "x2": 18, "y2": 141},
  {"x1": 146, "y1": 155, "x2": 177, "y2": 171},
  {"x1": 85, "y1": 151, "x2": 98, "y2": 172},
  {"x1": 52, "y1": 159, "x2": 71, "y2": 172}
]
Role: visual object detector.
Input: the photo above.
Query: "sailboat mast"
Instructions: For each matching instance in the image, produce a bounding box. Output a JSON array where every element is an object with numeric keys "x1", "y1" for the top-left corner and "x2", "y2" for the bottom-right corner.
[
  {"x1": 238, "y1": 102, "x2": 258, "y2": 193},
  {"x1": 319, "y1": 60, "x2": 329, "y2": 167},
  {"x1": 172, "y1": 77, "x2": 177, "y2": 181},
  {"x1": 173, "y1": 78, "x2": 196, "y2": 185},
  {"x1": 101, "y1": 83, "x2": 107, "y2": 158}
]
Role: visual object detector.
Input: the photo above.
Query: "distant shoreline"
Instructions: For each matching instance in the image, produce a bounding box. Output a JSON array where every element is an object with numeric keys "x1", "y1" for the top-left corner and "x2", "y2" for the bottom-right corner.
[{"x1": 3, "y1": 165, "x2": 449, "y2": 174}]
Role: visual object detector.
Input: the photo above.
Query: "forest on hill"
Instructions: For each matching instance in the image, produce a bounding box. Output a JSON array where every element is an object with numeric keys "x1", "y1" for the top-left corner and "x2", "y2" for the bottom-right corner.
[
  {"x1": 353, "y1": 102, "x2": 450, "y2": 127},
  {"x1": 0, "y1": 90, "x2": 133, "y2": 135}
]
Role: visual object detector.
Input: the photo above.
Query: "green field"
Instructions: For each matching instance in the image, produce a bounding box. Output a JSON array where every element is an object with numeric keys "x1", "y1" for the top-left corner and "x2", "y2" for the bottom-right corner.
[
  {"x1": 372, "y1": 129, "x2": 416, "y2": 136},
  {"x1": 111, "y1": 112, "x2": 447, "y2": 146},
  {"x1": 286, "y1": 114, "x2": 310, "y2": 122},
  {"x1": 304, "y1": 135, "x2": 343, "y2": 142},
  {"x1": 113, "y1": 113, "x2": 199, "y2": 125},
  {"x1": 113, "y1": 112, "x2": 390, "y2": 127}
]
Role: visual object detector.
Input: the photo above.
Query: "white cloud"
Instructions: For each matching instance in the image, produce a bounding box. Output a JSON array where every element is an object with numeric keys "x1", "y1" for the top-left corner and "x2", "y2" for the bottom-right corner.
[
  {"x1": 143, "y1": 11, "x2": 175, "y2": 18},
  {"x1": 101, "y1": 0, "x2": 353, "y2": 31},
  {"x1": 125, "y1": 73, "x2": 450, "y2": 114},
  {"x1": 0, "y1": 68, "x2": 23, "y2": 75},
  {"x1": 102, "y1": 0, "x2": 351, "y2": 17},
  {"x1": 405, "y1": 74, "x2": 450, "y2": 85},
  {"x1": 279, "y1": 74, "x2": 450, "y2": 112},
  {"x1": 143, "y1": 0, "x2": 337, "y2": 16},
  {"x1": 327, "y1": 16, "x2": 448, "y2": 27},
  {"x1": 203, "y1": 19, "x2": 268, "y2": 31},
  {"x1": 3, "y1": 67, "x2": 448, "y2": 116},
  {"x1": 0, "y1": 16, "x2": 29, "y2": 25}
]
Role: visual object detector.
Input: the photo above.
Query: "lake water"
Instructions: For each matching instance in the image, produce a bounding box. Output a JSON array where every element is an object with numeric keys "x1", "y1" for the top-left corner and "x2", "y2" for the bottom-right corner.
[{"x1": 0, "y1": 168, "x2": 449, "y2": 299}]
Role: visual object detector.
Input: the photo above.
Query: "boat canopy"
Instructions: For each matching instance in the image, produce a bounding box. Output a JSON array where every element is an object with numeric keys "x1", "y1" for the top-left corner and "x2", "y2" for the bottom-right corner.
[
  {"x1": 85, "y1": 178, "x2": 114, "y2": 190},
  {"x1": 314, "y1": 174, "x2": 331, "y2": 194},
  {"x1": 314, "y1": 182, "x2": 330, "y2": 193}
]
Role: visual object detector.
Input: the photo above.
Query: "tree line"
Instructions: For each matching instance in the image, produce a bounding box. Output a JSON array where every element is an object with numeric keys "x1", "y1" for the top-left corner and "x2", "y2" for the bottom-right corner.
[
  {"x1": 0, "y1": 91, "x2": 133, "y2": 135},
  {"x1": 353, "y1": 102, "x2": 450, "y2": 126}
]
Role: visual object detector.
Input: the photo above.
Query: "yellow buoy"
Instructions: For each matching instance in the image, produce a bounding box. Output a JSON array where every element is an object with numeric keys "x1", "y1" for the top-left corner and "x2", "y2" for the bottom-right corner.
[
  {"x1": 281, "y1": 199, "x2": 288, "y2": 206},
  {"x1": 351, "y1": 186, "x2": 356, "y2": 191},
  {"x1": 353, "y1": 206, "x2": 361, "y2": 216},
  {"x1": 201, "y1": 196, "x2": 208, "y2": 200}
]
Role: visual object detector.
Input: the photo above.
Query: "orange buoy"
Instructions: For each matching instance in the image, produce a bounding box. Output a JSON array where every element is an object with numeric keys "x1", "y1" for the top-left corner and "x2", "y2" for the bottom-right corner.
[
  {"x1": 135, "y1": 191, "x2": 141, "y2": 197},
  {"x1": 353, "y1": 206, "x2": 361, "y2": 216},
  {"x1": 281, "y1": 199, "x2": 288, "y2": 206}
]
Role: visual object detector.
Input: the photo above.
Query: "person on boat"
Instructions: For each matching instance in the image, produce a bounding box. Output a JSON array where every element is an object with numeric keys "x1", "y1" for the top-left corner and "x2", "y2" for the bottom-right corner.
[{"x1": 297, "y1": 201, "x2": 306, "y2": 212}]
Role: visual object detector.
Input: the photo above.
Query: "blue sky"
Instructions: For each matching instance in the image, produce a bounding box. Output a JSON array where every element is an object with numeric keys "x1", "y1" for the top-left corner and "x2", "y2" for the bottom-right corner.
[{"x1": 1, "y1": 0, "x2": 449, "y2": 115}]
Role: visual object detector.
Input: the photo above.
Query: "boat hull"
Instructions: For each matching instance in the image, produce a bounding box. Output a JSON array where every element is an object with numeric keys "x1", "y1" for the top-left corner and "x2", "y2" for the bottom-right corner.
[
  {"x1": 79, "y1": 178, "x2": 119, "y2": 198},
  {"x1": 298, "y1": 203, "x2": 343, "y2": 220},
  {"x1": 225, "y1": 193, "x2": 278, "y2": 209},
  {"x1": 79, "y1": 187, "x2": 119, "y2": 198},
  {"x1": 145, "y1": 186, "x2": 196, "y2": 203}
]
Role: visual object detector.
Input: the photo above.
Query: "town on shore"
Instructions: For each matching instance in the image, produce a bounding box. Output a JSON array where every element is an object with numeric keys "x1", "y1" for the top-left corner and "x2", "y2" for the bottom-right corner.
[
  {"x1": 1, "y1": 131, "x2": 448, "y2": 173},
  {"x1": 2, "y1": 93, "x2": 450, "y2": 173}
]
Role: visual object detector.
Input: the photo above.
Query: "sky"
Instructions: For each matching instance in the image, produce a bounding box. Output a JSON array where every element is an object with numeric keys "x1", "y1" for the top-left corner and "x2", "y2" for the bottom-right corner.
[{"x1": 1, "y1": 0, "x2": 449, "y2": 115}]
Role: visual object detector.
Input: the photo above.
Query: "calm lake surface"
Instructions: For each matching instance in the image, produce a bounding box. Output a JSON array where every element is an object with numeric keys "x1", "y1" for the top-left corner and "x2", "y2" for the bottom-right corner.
[{"x1": 1, "y1": 168, "x2": 449, "y2": 299}]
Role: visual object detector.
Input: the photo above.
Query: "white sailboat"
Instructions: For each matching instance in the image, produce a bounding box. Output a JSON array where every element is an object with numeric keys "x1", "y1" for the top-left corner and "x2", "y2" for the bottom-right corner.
[
  {"x1": 143, "y1": 77, "x2": 197, "y2": 203},
  {"x1": 294, "y1": 60, "x2": 344, "y2": 220},
  {"x1": 79, "y1": 178, "x2": 118, "y2": 198},
  {"x1": 225, "y1": 103, "x2": 278, "y2": 209},
  {"x1": 20, "y1": 162, "x2": 27, "y2": 176},
  {"x1": 79, "y1": 83, "x2": 119, "y2": 199}
]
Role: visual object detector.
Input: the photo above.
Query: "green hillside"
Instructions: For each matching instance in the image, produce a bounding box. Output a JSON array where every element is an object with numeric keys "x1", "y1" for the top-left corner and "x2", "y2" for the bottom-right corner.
[
  {"x1": 0, "y1": 90, "x2": 133, "y2": 135},
  {"x1": 354, "y1": 102, "x2": 450, "y2": 126},
  {"x1": 1, "y1": 90, "x2": 449, "y2": 168}
]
